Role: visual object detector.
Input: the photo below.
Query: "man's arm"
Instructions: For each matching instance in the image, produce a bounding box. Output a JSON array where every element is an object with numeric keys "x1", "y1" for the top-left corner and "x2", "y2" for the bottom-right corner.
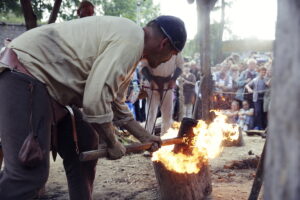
[
  {"x1": 120, "y1": 120, "x2": 161, "y2": 152},
  {"x1": 91, "y1": 122, "x2": 126, "y2": 160}
]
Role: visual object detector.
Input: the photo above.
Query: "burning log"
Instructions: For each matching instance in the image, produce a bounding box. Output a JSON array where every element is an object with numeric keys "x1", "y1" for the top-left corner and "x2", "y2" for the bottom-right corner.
[
  {"x1": 222, "y1": 127, "x2": 244, "y2": 147},
  {"x1": 152, "y1": 118, "x2": 212, "y2": 200}
]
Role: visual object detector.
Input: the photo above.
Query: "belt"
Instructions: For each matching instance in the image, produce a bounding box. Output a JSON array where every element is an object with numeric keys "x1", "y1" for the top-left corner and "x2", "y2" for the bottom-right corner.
[
  {"x1": 0, "y1": 48, "x2": 33, "y2": 78},
  {"x1": 0, "y1": 48, "x2": 68, "y2": 120}
]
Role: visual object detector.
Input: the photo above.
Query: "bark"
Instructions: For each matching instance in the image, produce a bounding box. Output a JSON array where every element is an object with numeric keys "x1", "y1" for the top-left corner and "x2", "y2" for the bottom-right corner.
[
  {"x1": 264, "y1": 1, "x2": 300, "y2": 200},
  {"x1": 20, "y1": 0, "x2": 37, "y2": 30},
  {"x1": 48, "y1": 0, "x2": 62, "y2": 24}
]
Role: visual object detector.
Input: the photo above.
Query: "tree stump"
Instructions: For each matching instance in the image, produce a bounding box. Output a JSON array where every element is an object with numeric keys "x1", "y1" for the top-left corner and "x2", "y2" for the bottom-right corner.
[
  {"x1": 152, "y1": 118, "x2": 212, "y2": 200},
  {"x1": 222, "y1": 127, "x2": 245, "y2": 147},
  {"x1": 153, "y1": 161, "x2": 212, "y2": 200}
]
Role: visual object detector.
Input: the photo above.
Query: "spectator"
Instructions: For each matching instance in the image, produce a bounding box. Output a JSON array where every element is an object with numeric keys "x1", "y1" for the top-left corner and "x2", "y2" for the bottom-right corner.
[
  {"x1": 222, "y1": 100, "x2": 240, "y2": 124},
  {"x1": 77, "y1": 1, "x2": 95, "y2": 18},
  {"x1": 238, "y1": 100, "x2": 254, "y2": 131},
  {"x1": 235, "y1": 58, "x2": 257, "y2": 102},
  {"x1": 245, "y1": 67, "x2": 270, "y2": 130},
  {"x1": 180, "y1": 66, "x2": 196, "y2": 118},
  {"x1": 140, "y1": 53, "x2": 184, "y2": 135}
]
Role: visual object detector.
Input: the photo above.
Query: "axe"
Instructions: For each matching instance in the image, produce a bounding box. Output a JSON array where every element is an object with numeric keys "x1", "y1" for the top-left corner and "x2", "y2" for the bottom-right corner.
[{"x1": 79, "y1": 118, "x2": 198, "y2": 162}]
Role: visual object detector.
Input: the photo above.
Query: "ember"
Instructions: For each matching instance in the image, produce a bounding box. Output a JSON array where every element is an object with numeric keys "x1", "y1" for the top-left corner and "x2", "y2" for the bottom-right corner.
[{"x1": 152, "y1": 111, "x2": 240, "y2": 174}]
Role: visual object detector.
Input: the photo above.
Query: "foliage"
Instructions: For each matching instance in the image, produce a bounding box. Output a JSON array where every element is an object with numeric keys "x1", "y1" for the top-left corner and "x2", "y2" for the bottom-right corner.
[
  {"x1": 182, "y1": 35, "x2": 199, "y2": 60},
  {"x1": 0, "y1": 0, "x2": 160, "y2": 25},
  {"x1": 0, "y1": 0, "x2": 21, "y2": 16},
  {"x1": 98, "y1": 0, "x2": 160, "y2": 26}
]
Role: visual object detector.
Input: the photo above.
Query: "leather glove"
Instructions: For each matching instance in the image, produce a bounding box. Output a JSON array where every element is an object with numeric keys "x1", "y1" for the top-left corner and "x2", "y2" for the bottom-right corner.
[
  {"x1": 122, "y1": 120, "x2": 162, "y2": 152},
  {"x1": 92, "y1": 122, "x2": 126, "y2": 160}
]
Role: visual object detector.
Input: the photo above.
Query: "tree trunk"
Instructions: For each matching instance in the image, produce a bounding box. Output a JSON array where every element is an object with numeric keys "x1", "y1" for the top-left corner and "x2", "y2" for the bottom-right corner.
[
  {"x1": 264, "y1": 1, "x2": 300, "y2": 200},
  {"x1": 153, "y1": 118, "x2": 212, "y2": 200},
  {"x1": 216, "y1": 0, "x2": 225, "y2": 63},
  {"x1": 48, "y1": 0, "x2": 62, "y2": 24},
  {"x1": 197, "y1": 0, "x2": 214, "y2": 122},
  {"x1": 20, "y1": 0, "x2": 37, "y2": 30},
  {"x1": 153, "y1": 161, "x2": 212, "y2": 200}
]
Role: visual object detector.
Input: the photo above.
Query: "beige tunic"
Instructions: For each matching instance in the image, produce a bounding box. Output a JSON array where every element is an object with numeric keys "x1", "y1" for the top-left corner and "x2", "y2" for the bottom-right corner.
[{"x1": 0, "y1": 16, "x2": 144, "y2": 124}]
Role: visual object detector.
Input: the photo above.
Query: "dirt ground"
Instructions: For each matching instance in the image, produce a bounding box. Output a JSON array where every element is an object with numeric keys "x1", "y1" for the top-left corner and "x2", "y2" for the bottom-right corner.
[{"x1": 41, "y1": 132, "x2": 265, "y2": 200}]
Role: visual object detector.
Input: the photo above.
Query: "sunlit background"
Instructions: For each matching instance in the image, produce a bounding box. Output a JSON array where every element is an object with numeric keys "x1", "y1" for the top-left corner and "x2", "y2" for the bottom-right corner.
[{"x1": 154, "y1": 0, "x2": 277, "y2": 40}]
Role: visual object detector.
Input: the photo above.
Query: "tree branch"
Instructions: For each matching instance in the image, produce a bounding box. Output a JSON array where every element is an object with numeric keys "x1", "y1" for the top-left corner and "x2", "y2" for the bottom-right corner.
[{"x1": 48, "y1": 0, "x2": 62, "y2": 24}]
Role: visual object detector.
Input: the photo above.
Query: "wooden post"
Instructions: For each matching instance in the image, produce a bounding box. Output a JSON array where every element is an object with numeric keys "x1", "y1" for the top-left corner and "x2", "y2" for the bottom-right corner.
[
  {"x1": 153, "y1": 118, "x2": 212, "y2": 200},
  {"x1": 195, "y1": 0, "x2": 217, "y2": 122},
  {"x1": 0, "y1": 143, "x2": 3, "y2": 170},
  {"x1": 264, "y1": 1, "x2": 300, "y2": 200},
  {"x1": 248, "y1": 141, "x2": 266, "y2": 200}
]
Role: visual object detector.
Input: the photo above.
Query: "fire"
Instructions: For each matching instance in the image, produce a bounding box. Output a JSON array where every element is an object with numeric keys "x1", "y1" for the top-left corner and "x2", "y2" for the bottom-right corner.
[{"x1": 152, "y1": 111, "x2": 240, "y2": 174}]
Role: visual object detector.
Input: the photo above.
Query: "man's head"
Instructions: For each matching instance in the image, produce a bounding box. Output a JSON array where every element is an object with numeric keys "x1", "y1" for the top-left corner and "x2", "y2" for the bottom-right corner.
[
  {"x1": 231, "y1": 100, "x2": 240, "y2": 112},
  {"x1": 77, "y1": 1, "x2": 94, "y2": 18},
  {"x1": 242, "y1": 100, "x2": 250, "y2": 110},
  {"x1": 258, "y1": 67, "x2": 267, "y2": 78},
  {"x1": 247, "y1": 58, "x2": 257, "y2": 71},
  {"x1": 143, "y1": 15, "x2": 187, "y2": 68}
]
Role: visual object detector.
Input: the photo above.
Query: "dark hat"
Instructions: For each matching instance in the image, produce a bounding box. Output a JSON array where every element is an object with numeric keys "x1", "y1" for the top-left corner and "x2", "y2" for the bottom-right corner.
[{"x1": 154, "y1": 15, "x2": 187, "y2": 52}]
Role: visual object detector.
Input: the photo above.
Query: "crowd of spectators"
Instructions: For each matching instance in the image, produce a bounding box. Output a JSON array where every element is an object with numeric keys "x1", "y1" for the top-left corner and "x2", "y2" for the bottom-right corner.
[
  {"x1": 129, "y1": 51, "x2": 272, "y2": 132},
  {"x1": 213, "y1": 52, "x2": 272, "y2": 130}
]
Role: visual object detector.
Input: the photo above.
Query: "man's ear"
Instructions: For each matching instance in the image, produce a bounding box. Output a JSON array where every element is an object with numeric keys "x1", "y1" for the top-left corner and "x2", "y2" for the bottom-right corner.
[{"x1": 159, "y1": 38, "x2": 170, "y2": 50}]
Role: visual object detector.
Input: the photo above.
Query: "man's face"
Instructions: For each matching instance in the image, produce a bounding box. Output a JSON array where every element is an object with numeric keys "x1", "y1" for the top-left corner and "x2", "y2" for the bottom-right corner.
[
  {"x1": 259, "y1": 70, "x2": 266, "y2": 77},
  {"x1": 248, "y1": 62, "x2": 256, "y2": 71},
  {"x1": 144, "y1": 38, "x2": 177, "y2": 68},
  {"x1": 242, "y1": 101, "x2": 249, "y2": 110},
  {"x1": 78, "y1": 6, "x2": 94, "y2": 18},
  {"x1": 231, "y1": 101, "x2": 239, "y2": 111}
]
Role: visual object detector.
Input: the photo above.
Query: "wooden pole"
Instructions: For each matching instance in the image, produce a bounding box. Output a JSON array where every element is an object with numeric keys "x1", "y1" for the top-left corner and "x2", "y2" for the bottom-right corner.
[
  {"x1": 195, "y1": 0, "x2": 217, "y2": 122},
  {"x1": 0, "y1": 143, "x2": 3, "y2": 170},
  {"x1": 248, "y1": 141, "x2": 266, "y2": 200},
  {"x1": 264, "y1": 1, "x2": 300, "y2": 199}
]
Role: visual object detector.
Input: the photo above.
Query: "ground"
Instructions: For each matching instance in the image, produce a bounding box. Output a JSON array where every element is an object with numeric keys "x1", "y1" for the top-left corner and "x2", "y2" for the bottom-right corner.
[{"x1": 41, "y1": 132, "x2": 265, "y2": 200}]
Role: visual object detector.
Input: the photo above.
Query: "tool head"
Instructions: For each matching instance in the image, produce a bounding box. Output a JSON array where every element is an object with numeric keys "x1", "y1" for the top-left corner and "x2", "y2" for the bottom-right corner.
[{"x1": 173, "y1": 117, "x2": 198, "y2": 154}]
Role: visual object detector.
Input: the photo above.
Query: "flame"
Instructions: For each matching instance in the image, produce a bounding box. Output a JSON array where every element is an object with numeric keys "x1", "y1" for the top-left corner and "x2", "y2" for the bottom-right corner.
[
  {"x1": 152, "y1": 111, "x2": 240, "y2": 174},
  {"x1": 221, "y1": 96, "x2": 226, "y2": 101}
]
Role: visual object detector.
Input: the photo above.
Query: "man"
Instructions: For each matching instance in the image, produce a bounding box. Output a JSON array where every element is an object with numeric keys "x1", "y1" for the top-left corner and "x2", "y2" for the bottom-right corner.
[
  {"x1": 180, "y1": 65, "x2": 196, "y2": 118},
  {"x1": 0, "y1": 15, "x2": 186, "y2": 199},
  {"x1": 77, "y1": 0, "x2": 95, "y2": 18},
  {"x1": 140, "y1": 53, "x2": 184, "y2": 135},
  {"x1": 235, "y1": 58, "x2": 258, "y2": 102},
  {"x1": 245, "y1": 67, "x2": 270, "y2": 130}
]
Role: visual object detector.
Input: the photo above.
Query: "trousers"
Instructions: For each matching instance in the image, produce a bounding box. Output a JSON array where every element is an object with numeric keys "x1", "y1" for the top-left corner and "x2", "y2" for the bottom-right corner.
[
  {"x1": 145, "y1": 88, "x2": 173, "y2": 135},
  {"x1": 0, "y1": 70, "x2": 98, "y2": 200}
]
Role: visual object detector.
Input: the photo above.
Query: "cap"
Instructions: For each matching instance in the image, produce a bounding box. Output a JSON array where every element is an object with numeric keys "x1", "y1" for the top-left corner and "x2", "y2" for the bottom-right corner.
[{"x1": 154, "y1": 15, "x2": 187, "y2": 52}]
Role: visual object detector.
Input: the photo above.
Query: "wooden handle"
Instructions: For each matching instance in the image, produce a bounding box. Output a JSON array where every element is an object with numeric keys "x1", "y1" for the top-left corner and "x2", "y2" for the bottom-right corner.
[{"x1": 79, "y1": 137, "x2": 184, "y2": 162}]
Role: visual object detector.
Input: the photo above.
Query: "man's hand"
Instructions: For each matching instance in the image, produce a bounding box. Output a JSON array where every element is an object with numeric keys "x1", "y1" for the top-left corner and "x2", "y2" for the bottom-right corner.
[
  {"x1": 107, "y1": 140, "x2": 126, "y2": 160},
  {"x1": 139, "y1": 134, "x2": 162, "y2": 152}
]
